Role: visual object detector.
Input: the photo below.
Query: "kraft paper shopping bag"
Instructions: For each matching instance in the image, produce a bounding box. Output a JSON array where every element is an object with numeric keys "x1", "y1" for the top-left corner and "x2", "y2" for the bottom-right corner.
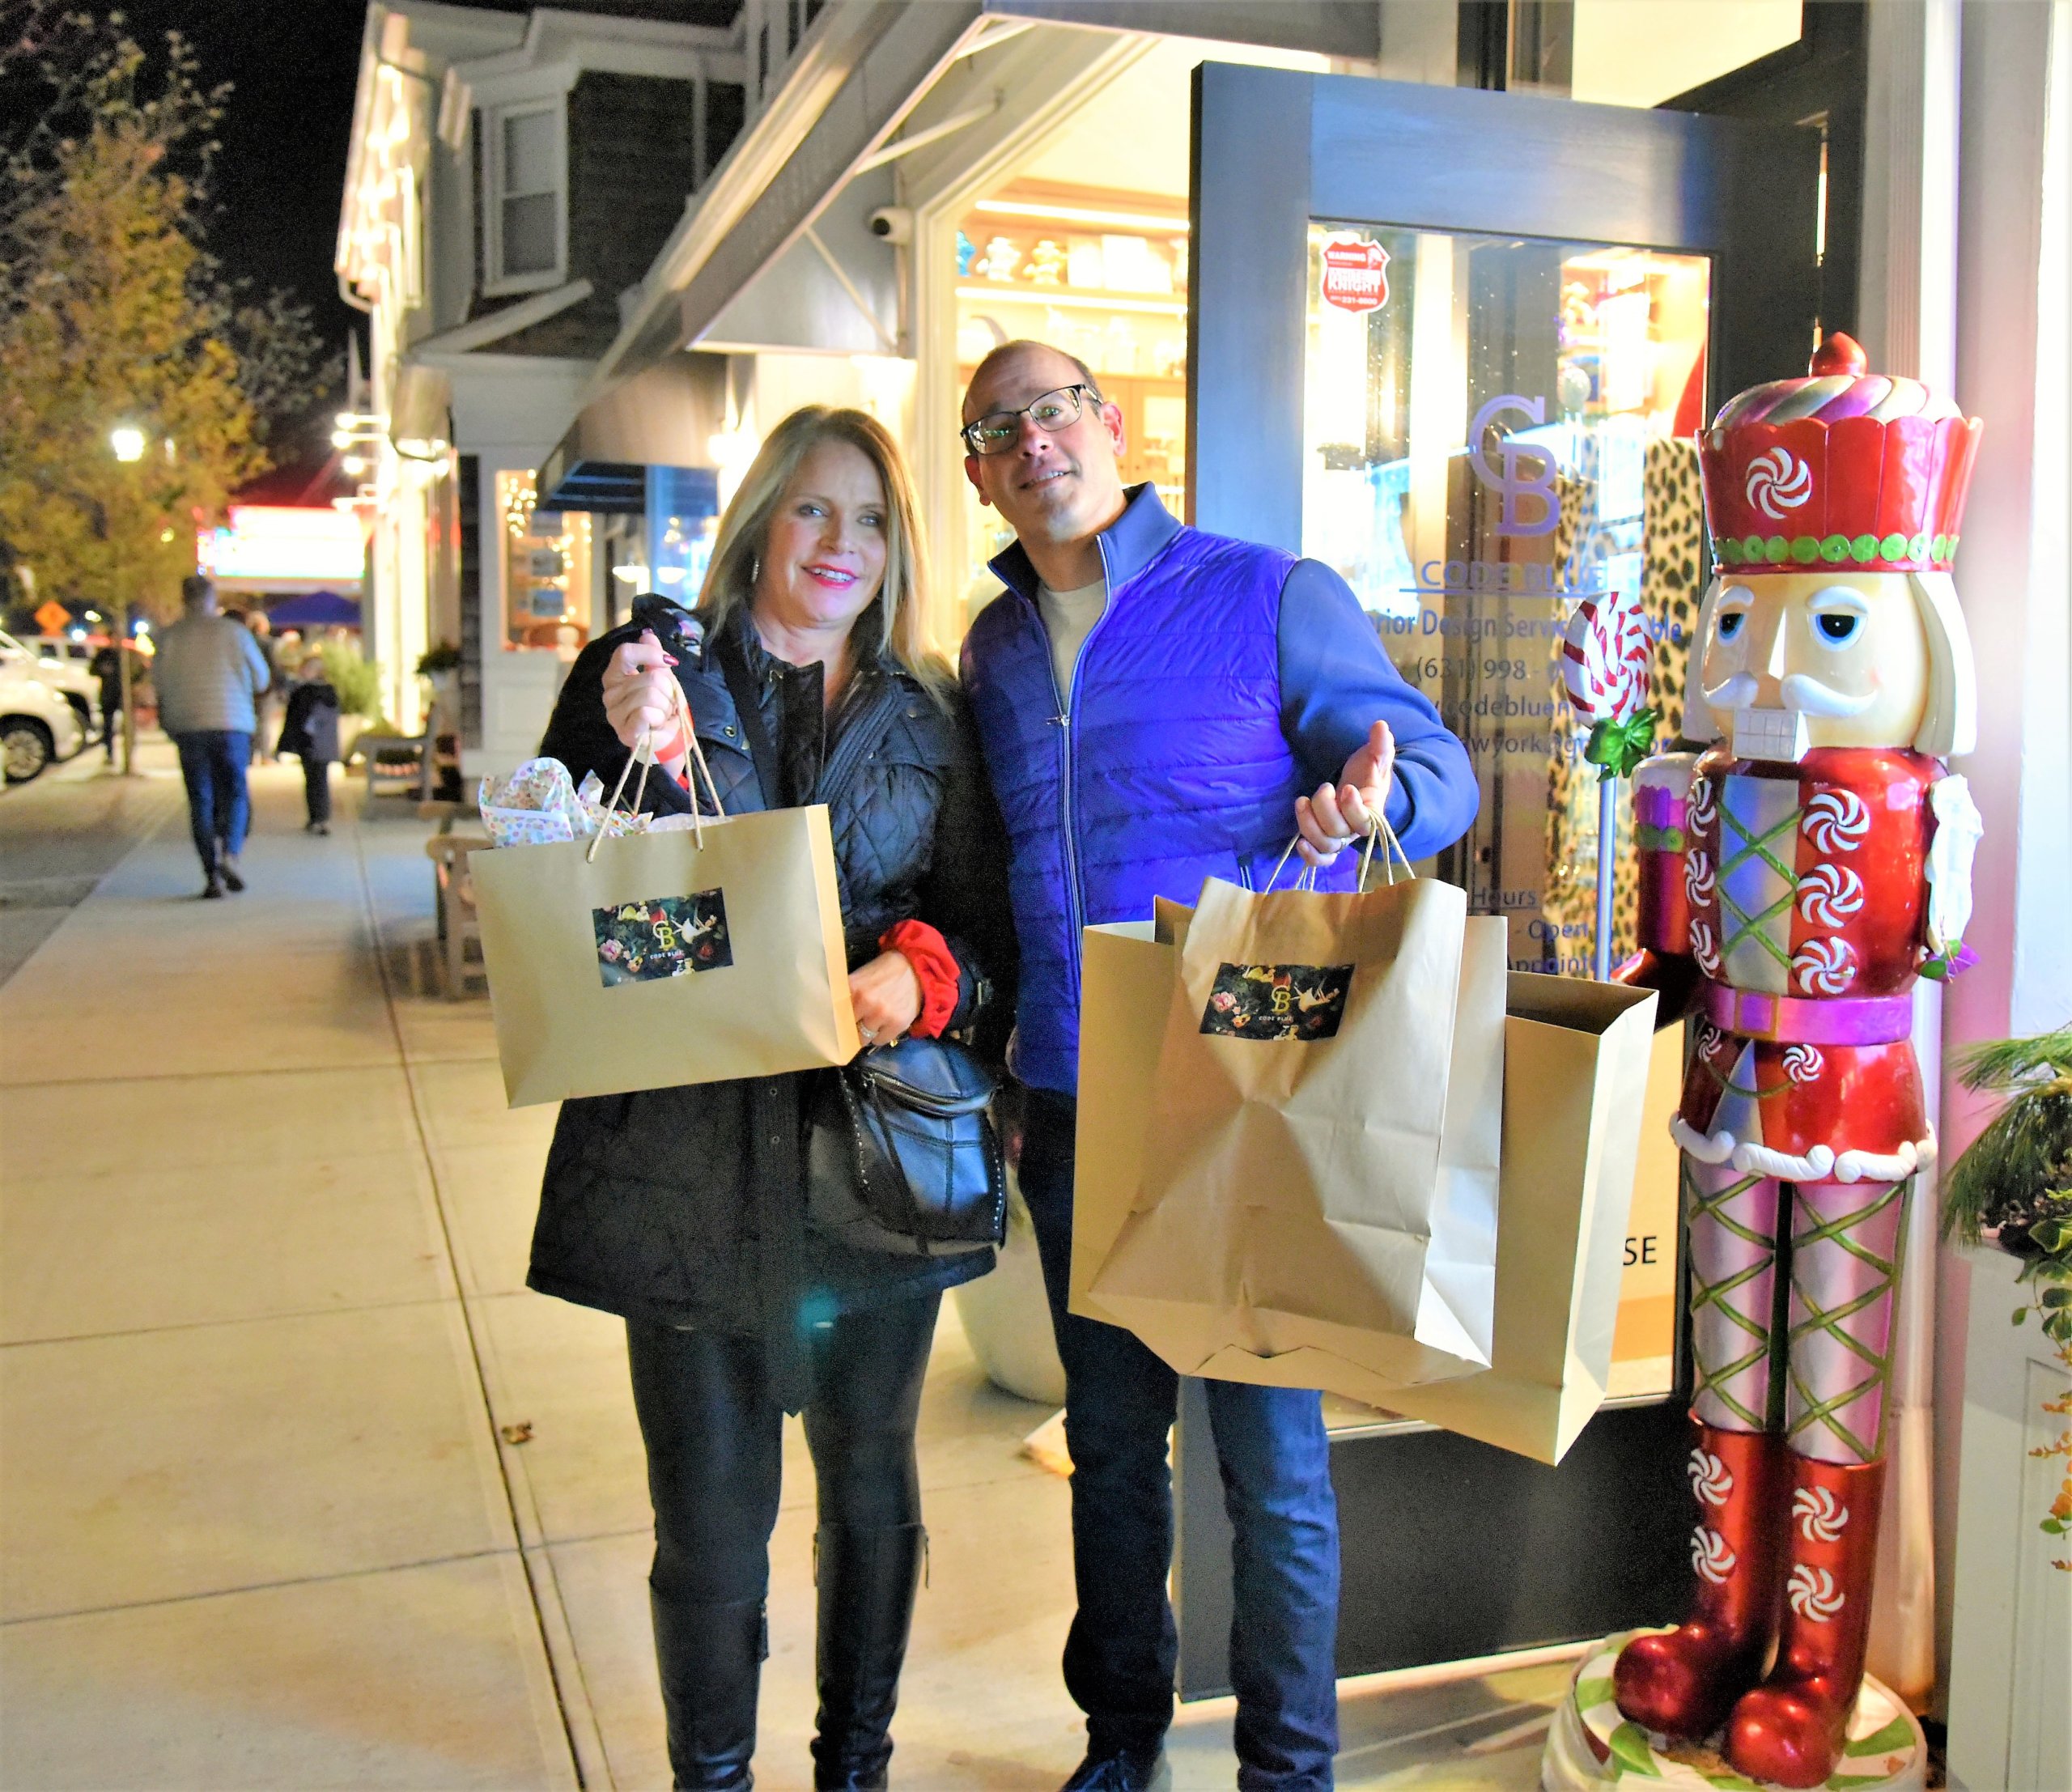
[
  {"x1": 1075, "y1": 840, "x2": 1507, "y2": 1395},
  {"x1": 473, "y1": 804, "x2": 859, "y2": 1106},
  {"x1": 1377, "y1": 973, "x2": 1659, "y2": 1463}
]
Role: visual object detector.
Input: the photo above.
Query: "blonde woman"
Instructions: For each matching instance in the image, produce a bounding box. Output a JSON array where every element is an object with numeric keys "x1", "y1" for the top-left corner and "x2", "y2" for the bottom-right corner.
[{"x1": 533, "y1": 407, "x2": 1013, "y2": 1791}]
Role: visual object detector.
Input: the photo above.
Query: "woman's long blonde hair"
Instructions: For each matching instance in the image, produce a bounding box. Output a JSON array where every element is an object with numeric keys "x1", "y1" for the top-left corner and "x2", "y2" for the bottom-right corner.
[{"x1": 696, "y1": 406, "x2": 945, "y2": 693}]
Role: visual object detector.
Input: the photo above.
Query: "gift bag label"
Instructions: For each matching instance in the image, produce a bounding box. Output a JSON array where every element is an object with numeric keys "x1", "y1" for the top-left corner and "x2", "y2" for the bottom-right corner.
[
  {"x1": 592, "y1": 890, "x2": 732, "y2": 986},
  {"x1": 1199, "y1": 963, "x2": 1354, "y2": 1041}
]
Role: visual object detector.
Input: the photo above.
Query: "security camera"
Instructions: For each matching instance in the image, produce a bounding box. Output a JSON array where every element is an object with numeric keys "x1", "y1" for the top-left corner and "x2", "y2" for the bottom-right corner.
[{"x1": 868, "y1": 206, "x2": 914, "y2": 244}]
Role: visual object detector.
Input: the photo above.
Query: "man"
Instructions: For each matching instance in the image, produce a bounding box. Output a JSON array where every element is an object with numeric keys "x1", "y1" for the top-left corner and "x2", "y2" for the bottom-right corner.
[
  {"x1": 87, "y1": 637, "x2": 126, "y2": 762},
  {"x1": 957, "y1": 342, "x2": 1479, "y2": 1792},
  {"x1": 153, "y1": 575, "x2": 270, "y2": 898}
]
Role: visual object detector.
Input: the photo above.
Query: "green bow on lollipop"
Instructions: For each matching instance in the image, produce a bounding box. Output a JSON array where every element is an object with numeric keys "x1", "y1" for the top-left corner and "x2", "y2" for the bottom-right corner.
[{"x1": 1584, "y1": 707, "x2": 1660, "y2": 783}]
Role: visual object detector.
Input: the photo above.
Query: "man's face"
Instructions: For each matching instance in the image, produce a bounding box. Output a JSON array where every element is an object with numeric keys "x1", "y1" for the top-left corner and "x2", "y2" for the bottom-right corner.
[
  {"x1": 1698, "y1": 571, "x2": 1928, "y2": 761},
  {"x1": 962, "y1": 346, "x2": 1128, "y2": 553}
]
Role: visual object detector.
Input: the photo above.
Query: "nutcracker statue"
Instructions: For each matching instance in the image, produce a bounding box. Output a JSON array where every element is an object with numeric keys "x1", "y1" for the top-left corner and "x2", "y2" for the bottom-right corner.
[{"x1": 1608, "y1": 333, "x2": 1984, "y2": 1786}]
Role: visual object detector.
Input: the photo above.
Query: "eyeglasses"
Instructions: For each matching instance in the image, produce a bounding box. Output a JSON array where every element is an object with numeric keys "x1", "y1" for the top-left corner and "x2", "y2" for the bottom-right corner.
[{"x1": 960, "y1": 384, "x2": 1104, "y2": 456}]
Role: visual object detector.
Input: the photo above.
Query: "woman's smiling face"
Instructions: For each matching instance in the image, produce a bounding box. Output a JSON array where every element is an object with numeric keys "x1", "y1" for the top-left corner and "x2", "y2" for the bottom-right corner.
[{"x1": 753, "y1": 437, "x2": 889, "y2": 638}]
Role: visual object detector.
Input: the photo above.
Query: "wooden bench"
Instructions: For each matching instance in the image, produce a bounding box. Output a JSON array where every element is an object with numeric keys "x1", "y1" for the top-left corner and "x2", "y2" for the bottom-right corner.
[
  {"x1": 358, "y1": 729, "x2": 432, "y2": 800},
  {"x1": 424, "y1": 833, "x2": 492, "y2": 998}
]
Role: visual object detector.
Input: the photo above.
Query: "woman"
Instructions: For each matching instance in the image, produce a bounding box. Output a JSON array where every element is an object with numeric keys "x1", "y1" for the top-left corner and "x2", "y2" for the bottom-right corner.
[{"x1": 531, "y1": 407, "x2": 1013, "y2": 1791}]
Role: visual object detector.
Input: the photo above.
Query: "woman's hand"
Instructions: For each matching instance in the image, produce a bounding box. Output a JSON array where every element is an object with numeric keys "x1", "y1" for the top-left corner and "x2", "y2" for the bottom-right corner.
[
  {"x1": 849, "y1": 949, "x2": 923, "y2": 1047},
  {"x1": 1294, "y1": 720, "x2": 1396, "y2": 866},
  {"x1": 601, "y1": 629, "x2": 689, "y2": 771}
]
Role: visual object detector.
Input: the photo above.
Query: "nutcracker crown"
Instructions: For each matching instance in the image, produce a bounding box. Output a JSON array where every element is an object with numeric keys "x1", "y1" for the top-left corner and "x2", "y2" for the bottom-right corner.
[{"x1": 1699, "y1": 332, "x2": 1984, "y2": 576}]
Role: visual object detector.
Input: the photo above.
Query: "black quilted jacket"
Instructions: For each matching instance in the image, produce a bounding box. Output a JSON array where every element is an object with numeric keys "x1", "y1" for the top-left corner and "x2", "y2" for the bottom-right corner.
[{"x1": 525, "y1": 598, "x2": 1016, "y2": 1391}]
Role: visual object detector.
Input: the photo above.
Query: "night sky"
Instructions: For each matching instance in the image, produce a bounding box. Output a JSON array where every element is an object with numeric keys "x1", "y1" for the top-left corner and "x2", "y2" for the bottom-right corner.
[{"x1": 115, "y1": 3, "x2": 532, "y2": 361}]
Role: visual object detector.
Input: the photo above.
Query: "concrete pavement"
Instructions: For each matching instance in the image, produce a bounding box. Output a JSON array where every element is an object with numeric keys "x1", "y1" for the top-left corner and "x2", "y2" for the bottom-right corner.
[{"x1": 0, "y1": 750, "x2": 1572, "y2": 1790}]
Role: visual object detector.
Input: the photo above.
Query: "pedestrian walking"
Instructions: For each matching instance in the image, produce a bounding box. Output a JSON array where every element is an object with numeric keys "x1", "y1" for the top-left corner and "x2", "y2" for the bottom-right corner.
[
  {"x1": 87, "y1": 638, "x2": 125, "y2": 761},
  {"x1": 276, "y1": 653, "x2": 341, "y2": 834},
  {"x1": 245, "y1": 609, "x2": 283, "y2": 762},
  {"x1": 152, "y1": 575, "x2": 270, "y2": 898},
  {"x1": 957, "y1": 341, "x2": 1480, "y2": 1792},
  {"x1": 528, "y1": 406, "x2": 1013, "y2": 1792}
]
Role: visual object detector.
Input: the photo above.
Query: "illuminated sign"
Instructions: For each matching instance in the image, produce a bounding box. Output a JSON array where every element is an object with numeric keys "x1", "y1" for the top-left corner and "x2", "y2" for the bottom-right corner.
[{"x1": 197, "y1": 507, "x2": 366, "y2": 583}]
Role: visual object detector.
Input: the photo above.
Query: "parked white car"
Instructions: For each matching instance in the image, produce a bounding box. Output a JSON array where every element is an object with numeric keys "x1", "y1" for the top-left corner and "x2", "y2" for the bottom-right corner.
[
  {"x1": 0, "y1": 666, "x2": 86, "y2": 783},
  {"x1": 0, "y1": 629, "x2": 97, "y2": 743}
]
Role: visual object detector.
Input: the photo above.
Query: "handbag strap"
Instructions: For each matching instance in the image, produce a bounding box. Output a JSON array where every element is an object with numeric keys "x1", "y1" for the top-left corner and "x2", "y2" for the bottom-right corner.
[{"x1": 715, "y1": 630, "x2": 783, "y2": 810}]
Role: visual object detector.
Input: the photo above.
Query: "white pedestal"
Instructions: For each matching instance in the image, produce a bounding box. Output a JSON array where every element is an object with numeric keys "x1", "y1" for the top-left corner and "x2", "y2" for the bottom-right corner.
[{"x1": 1540, "y1": 1633, "x2": 1926, "y2": 1790}]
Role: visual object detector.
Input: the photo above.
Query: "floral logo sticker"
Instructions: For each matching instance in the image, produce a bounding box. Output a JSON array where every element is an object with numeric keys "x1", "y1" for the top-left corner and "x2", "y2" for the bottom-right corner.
[
  {"x1": 592, "y1": 891, "x2": 732, "y2": 986},
  {"x1": 1199, "y1": 963, "x2": 1353, "y2": 1042}
]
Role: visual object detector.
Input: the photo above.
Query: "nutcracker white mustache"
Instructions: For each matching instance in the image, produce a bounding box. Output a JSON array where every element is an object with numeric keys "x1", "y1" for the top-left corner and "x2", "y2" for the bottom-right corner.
[{"x1": 1701, "y1": 670, "x2": 1879, "y2": 717}]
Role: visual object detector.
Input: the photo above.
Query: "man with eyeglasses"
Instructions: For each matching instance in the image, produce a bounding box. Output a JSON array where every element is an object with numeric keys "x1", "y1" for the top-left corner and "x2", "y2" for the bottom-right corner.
[{"x1": 957, "y1": 341, "x2": 1478, "y2": 1792}]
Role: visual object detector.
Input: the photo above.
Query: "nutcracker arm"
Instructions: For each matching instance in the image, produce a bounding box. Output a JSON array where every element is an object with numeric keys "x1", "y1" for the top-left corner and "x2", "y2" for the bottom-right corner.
[{"x1": 1613, "y1": 947, "x2": 1703, "y2": 1025}]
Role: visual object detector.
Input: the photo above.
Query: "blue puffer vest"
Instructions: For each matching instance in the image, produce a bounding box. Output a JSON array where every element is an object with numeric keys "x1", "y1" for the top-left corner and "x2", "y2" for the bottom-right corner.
[{"x1": 962, "y1": 486, "x2": 1355, "y2": 1094}]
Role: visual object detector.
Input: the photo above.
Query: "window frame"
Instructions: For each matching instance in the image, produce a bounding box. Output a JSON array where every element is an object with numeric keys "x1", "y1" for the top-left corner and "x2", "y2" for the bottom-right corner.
[{"x1": 482, "y1": 97, "x2": 568, "y2": 296}]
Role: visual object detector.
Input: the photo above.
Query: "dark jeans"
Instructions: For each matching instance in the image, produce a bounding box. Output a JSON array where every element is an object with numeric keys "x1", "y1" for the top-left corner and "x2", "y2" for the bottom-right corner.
[
  {"x1": 303, "y1": 758, "x2": 333, "y2": 825},
  {"x1": 100, "y1": 694, "x2": 119, "y2": 758},
  {"x1": 1020, "y1": 1087, "x2": 1340, "y2": 1792},
  {"x1": 626, "y1": 1293, "x2": 940, "y2": 1611},
  {"x1": 172, "y1": 730, "x2": 253, "y2": 876}
]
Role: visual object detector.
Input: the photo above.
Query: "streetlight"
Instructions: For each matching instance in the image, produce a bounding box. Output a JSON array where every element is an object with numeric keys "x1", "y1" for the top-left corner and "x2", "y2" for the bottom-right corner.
[{"x1": 110, "y1": 425, "x2": 146, "y2": 462}]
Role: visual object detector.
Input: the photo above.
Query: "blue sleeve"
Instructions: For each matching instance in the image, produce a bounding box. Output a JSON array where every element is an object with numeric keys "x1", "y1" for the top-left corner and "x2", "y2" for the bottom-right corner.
[{"x1": 1276, "y1": 558, "x2": 1480, "y2": 861}]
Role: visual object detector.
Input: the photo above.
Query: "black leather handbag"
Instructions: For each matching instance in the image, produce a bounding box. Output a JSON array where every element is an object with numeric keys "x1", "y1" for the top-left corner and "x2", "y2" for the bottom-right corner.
[{"x1": 807, "y1": 1037, "x2": 1006, "y2": 1258}]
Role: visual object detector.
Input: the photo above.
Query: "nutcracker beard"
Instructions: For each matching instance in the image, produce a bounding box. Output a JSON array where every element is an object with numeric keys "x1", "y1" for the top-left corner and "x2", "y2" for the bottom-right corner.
[{"x1": 1614, "y1": 1159, "x2": 1909, "y2": 1786}]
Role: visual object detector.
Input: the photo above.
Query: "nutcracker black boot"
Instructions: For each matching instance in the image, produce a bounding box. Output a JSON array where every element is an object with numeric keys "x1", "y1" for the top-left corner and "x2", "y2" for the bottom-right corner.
[
  {"x1": 809, "y1": 1524, "x2": 927, "y2": 1790},
  {"x1": 650, "y1": 1589, "x2": 764, "y2": 1790}
]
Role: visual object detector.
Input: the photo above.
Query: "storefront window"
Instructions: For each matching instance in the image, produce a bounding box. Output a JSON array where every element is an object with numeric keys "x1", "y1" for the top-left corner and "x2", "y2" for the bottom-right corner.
[
  {"x1": 954, "y1": 184, "x2": 1189, "y2": 618},
  {"x1": 646, "y1": 465, "x2": 721, "y2": 605},
  {"x1": 497, "y1": 468, "x2": 594, "y2": 652},
  {"x1": 1303, "y1": 225, "x2": 1707, "y2": 1410}
]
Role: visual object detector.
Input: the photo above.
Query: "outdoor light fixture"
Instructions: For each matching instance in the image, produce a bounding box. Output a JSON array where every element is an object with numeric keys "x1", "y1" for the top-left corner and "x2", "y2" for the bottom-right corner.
[
  {"x1": 109, "y1": 426, "x2": 146, "y2": 462},
  {"x1": 342, "y1": 454, "x2": 367, "y2": 475}
]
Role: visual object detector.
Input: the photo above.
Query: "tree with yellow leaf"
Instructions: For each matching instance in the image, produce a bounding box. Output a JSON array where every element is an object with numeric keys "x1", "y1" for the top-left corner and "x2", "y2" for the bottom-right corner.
[{"x1": 0, "y1": 14, "x2": 280, "y2": 769}]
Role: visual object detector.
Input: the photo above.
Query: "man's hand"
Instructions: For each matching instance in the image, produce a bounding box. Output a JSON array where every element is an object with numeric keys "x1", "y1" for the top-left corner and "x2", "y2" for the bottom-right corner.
[
  {"x1": 1294, "y1": 720, "x2": 1396, "y2": 867},
  {"x1": 601, "y1": 629, "x2": 688, "y2": 772}
]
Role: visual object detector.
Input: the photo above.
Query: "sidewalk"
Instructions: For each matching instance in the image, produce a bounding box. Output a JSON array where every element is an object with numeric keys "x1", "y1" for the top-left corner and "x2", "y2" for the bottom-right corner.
[{"x1": 0, "y1": 755, "x2": 1569, "y2": 1790}]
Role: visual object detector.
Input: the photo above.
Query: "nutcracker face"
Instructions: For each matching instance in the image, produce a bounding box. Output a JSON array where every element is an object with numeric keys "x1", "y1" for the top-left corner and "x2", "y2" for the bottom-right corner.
[{"x1": 1698, "y1": 571, "x2": 1930, "y2": 762}]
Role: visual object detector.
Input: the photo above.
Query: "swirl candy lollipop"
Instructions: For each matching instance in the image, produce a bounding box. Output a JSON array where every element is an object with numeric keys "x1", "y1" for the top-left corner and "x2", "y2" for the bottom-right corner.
[{"x1": 1561, "y1": 588, "x2": 1652, "y2": 725}]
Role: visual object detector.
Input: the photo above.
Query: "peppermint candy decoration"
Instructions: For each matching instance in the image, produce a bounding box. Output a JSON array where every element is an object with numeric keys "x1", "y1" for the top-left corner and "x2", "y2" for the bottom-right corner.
[
  {"x1": 1562, "y1": 590, "x2": 1652, "y2": 725},
  {"x1": 1744, "y1": 445, "x2": 1813, "y2": 521}
]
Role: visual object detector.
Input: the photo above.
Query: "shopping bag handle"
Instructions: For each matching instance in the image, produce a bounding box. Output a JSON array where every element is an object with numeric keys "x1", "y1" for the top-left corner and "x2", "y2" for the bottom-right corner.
[
  {"x1": 1263, "y1": 813, "x2": 1412, "y2": 894},
  {"x1": 585, "y1": 682, "x2": 727, "y2": 864}
]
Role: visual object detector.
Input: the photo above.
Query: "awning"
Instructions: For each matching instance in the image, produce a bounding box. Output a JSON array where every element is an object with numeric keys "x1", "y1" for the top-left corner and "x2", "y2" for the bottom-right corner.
[
  {"x1": 537, "y1": 353, "x2": 727, "y2": 512},
  {"x1": 266, "y1": 591, "x2": 363, "y2": 628}
]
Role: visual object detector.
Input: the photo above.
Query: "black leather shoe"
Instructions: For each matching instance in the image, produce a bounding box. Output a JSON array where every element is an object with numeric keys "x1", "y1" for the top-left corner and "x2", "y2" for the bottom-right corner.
[
  {"x1": 810, "y1": 1524, "x2": 927, "y2": 1790},
  {"x1": 219, "y1": 856, "x2": 245, "y2": 893},
  {"x1": 1061, "y1": 1748, "x2": 1163, "y2": 1792},
  {"x1": 651, "y1": 1590, "x2": 763, "y2": 1790}
]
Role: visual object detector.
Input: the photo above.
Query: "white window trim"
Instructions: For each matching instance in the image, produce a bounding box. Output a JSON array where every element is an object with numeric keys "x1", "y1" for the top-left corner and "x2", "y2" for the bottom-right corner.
[{"x1": 482, "y1": 97, "x2": 567, "y2": 297}]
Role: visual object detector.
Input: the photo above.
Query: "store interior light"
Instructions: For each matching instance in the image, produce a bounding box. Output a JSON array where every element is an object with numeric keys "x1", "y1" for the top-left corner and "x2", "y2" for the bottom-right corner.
[
  {"x1": 974, "y1": 198, "x2": 1189, "y2": 234},
  {"x1": 954, "y1": 285, "x2": 1186, "y2": 317},
  {"x1": 611, "y1": 564, "x2": 652, "y2": 584}
]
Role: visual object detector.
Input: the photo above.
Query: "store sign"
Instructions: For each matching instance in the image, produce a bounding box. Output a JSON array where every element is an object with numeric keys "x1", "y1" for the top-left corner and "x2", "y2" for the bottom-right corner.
[
  {"x1": 197, "y1": 507, "x2": 366, "y2": 583},
  {"x1": 1319, "y1": 232, "x2": 1389, "y2": 313}
]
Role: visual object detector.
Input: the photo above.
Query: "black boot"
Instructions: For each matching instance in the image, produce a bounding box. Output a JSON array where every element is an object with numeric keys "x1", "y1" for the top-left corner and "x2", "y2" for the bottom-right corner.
[
  {"x1": 810, "y1": 1524, "x2": 927, "y2": 1790},
  {"x1": 650, "y1": 1589, "x2": 764, "y2": 1790}
]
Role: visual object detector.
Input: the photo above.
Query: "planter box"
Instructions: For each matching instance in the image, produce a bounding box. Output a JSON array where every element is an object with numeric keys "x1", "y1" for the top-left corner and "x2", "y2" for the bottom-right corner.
[{"x1": 1947, "y1": 1246, "x2": 2072, "y2": 1790}]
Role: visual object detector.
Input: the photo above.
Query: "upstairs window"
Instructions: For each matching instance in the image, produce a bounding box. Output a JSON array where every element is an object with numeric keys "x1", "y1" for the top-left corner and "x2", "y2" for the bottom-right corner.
[{"x1": 485, "y1": 100, "x2": 566, "y2": 294}]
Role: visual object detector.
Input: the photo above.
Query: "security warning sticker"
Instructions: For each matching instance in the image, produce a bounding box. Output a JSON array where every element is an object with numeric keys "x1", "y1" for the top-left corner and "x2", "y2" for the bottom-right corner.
[
  {"x1": 1199, "y1": 963, "x2": 1353, "y2": 1041},
  {"x1": 592, "y1": 892, "x2": 732, "y2": 986},
  {"x1": 1319, "y1": 233, "x2": 1389, "y2": 314}
]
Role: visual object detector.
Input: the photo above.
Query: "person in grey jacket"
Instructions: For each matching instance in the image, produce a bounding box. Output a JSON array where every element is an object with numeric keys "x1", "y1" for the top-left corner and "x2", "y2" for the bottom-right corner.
[{"x1": 152, "y1": 575, "x2": 270, "y2": 897}]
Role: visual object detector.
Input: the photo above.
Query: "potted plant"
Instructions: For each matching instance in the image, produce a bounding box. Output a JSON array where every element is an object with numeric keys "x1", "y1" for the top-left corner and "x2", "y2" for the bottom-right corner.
[{"x1": 1941, "y1": 1024, "x2": 2072, "y2": 1569}]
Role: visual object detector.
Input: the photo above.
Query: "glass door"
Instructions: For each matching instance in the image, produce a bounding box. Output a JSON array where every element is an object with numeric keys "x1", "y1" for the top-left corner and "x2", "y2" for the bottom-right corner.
[{"x1": 1174, "y1": 64, "x2": 1820, "y2": 1693}]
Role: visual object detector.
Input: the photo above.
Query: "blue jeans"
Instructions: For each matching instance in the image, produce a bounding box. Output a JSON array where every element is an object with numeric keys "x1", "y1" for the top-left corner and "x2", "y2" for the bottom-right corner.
[
  {"x1": 172, "y1": 731, "x2": 252, "y2": 876},
  {"x1": 1019, "y1": 1088, "x2": 1340, "y2": 1791}
]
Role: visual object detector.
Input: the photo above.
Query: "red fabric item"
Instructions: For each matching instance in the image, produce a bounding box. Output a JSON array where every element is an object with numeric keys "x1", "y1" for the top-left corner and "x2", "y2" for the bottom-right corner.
[{"x1": 879, "y1": 919, "x2": 960, "y2": 1039}]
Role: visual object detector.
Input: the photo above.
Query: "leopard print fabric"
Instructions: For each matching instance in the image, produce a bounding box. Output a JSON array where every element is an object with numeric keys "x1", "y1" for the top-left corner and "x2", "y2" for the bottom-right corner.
[{"x1": 1542, "y1": 435, "x2": 1705, "y2": 962}]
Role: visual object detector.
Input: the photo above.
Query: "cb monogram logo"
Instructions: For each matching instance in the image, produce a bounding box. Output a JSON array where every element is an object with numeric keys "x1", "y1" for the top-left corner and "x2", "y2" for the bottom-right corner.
[{"x1": 1467, "y1": 394, "x2": 1560, "y2": 537}]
